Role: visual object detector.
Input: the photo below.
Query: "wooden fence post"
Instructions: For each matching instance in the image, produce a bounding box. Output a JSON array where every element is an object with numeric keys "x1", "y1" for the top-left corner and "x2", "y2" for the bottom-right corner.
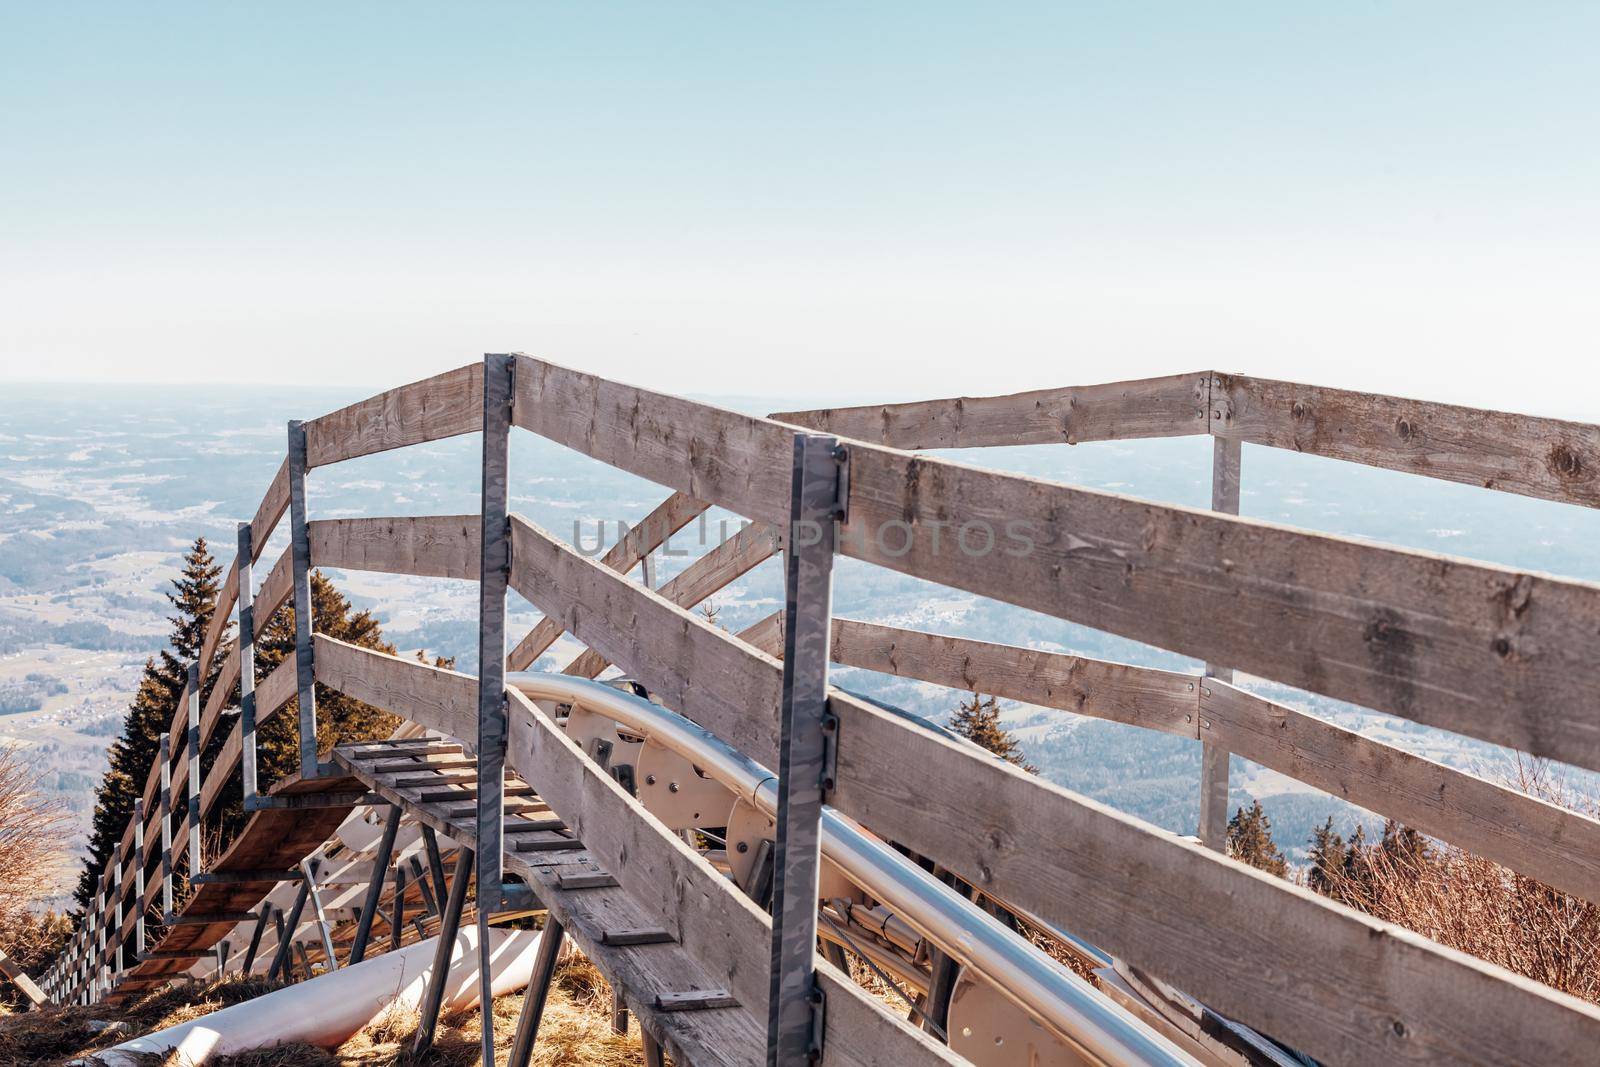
[
  {"x1": 1198, "y1": 423, "x2": 1242, "y2": 852},
  {"x1": 767, "y1": 432, "x2": 845, "y2": 1067}
]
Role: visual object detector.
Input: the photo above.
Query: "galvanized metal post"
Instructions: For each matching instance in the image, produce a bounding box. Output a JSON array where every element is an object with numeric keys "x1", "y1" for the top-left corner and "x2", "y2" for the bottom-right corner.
[
  {"x1": 133, "y1": 799, "x2": 146, "y2": 959},
  {"x1": 111, "y1": 850, "x2": 123, "y2": 977},
  {"x1": 159, "y1": 733, "x2": 173, "y2": 916},
  {"x1": 413, "y1": 846, "x2": 474, "y2": 1057},
  {"x1": 349, "y1": 805, "x2": 401, "y2": 966},
  {"x1": 187, "y1": 662, "x2": 202, "y2": 875},
  {"x1": 287, "y1": 419, "x2": 320, "y2": 779},
  {"x1": 237, "y1": 521, "x2": 260, "y2": 808},
  {"x1": 1198, "y1": 432, "x2": 1241, "y2": 851},
  {"x1": 475, "y1": 353, "x2": 514, "y2": 1067},
  {"x1": 766, "y1": 432, "x2": 845, "y2": 1067}
]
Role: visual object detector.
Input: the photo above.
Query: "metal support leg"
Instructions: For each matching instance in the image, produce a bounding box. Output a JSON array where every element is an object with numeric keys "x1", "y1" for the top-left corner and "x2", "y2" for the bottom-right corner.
[
  {"x1": 390, "y1": 863, "x2": 407, "y2": 952},
  {"x1": 1198, "y1": 432, "x2": 1240, "y2": 851},
  {"x1": 767, "y1": 433, "x2": 845, "y2": 1067},
  {"x1": 237, "y1": 522, "x2": 261, "y2": 808},
  {"x1": 410, "y1": 856, "x2": 440, "y2": 916},
  {"x1": 642, "y1": 1034, "x2": 666, "y2": 1067},
  {"x1": 159, "y1": 733, "x2": 173, "y2": 916},
  {"x1": 242, "y1": 905, "x2": 273, "y2": 974},
  {"x1": 187, "y1": 662, "x2": 202, "y2": 875},
  {"x1": 268, "y1": 877, "x2": 311, "y2": 981},
  {"x1": 505, "y1": 918, "x2": 565, "y2": 1067},
  {"x1": 300, "y1": 857, "x2": 337, "y2": 969},
  {"x1": 421, "y1": 824, "x2": 450, "y2": 906},
  {"x1": 287, "y1": 419, "x2": 320, "y2": 779},
  {"x1": 413, "y1": 846, "x2": 474, "y2": 1058},
  {"x1": 217, "y1": 940, "x2": 231, "y2": 977},
  {"x1": 475, "y1": 352, "x2": 514, "y2": 1067},
  {"x1": 349, "y1": 805, "x2": 401, "y2": 965}
]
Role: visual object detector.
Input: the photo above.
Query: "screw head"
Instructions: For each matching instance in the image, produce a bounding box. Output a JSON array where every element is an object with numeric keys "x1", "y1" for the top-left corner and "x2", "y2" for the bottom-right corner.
[
  {"x1": 645, "y1": 774, "x2": 657, "y2": 786},
  {"x1": 736, "y1": 841, "x2": 749, "y2": 854},
  {"x1": 668, "y1": 782, "x2": 679, "y2": 793}
]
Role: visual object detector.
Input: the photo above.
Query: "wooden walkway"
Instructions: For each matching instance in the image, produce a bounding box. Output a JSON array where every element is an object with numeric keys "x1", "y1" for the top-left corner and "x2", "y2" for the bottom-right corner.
[
  {"x1": 333, "y1": 738, "x2": 765, "y2": 1067},
  {"x1": 107, "y1": 771, "x2": 363, "y2": 1001}
]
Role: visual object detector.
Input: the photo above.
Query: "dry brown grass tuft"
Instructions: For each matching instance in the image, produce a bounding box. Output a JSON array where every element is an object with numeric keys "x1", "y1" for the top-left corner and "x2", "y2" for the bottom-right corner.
[{"x1": 1316, "y1": 757, "x2": 1600, "y2": 1004}]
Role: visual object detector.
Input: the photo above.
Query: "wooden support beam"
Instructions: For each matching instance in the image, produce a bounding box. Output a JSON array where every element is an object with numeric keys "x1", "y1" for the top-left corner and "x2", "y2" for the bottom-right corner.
[
  {"x1": 771, "y1": 372, "x2": 1211, "y2": 448},
  {"x1": 302, "y1": 363, "x2": 484, "y2": 469}
]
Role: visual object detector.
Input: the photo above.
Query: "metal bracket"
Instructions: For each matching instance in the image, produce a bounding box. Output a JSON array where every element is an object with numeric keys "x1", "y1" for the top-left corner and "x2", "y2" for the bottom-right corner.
[
  {"x1": 830, "y1": 445, "x2": 850, "y2": 524},
  {"x1": 819, "y1": 710, "x2": 839, "y2": 797},
  {"x1": 807, "y1": 984, "x2": 827, "y2": 1064}
]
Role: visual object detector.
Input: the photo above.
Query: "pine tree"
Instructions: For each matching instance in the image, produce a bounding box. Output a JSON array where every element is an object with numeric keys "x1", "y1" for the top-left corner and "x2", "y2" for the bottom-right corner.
[
  {"x1": 1307, "y1": 816, "x2": 1348, "y2": 896},
  {"x1": 1226, "y1": 800, "x2": 1288, "y2": 877},
  {"x1": 75, "y1": 538, "x2": 227, "y2": 909},
  {"x1": 950, "y1": 693, "x2": 1038, "y2": 773}
]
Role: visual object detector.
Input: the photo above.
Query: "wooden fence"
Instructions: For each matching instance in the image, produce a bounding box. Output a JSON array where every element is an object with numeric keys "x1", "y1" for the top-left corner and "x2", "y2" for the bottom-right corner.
[{"x1": 38, "y1": 358, "x2": 1600, "y2": 1066}]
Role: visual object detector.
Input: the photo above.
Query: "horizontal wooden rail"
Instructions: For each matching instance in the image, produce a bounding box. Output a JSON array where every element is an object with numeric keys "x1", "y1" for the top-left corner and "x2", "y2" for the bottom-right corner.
[
  {"x1": 772, "y1": 372, "x2": 1212, "y2": 449},
  {"x1": 1214, "y1": 373, "x2": 1600, "y2": 509},
  {"x1": 826, "y1": 616, "x2": 1197, "y2": 737},
  {"x1": 302, "y1": 363, "x2": 483, "y2": 469},
  {"x1": 314, "y1": 633, "x2": 478, "y2": 743},
  {"x1": 505, "y1": 509, "x2": 1600, "y2": 1065},
  {"x1": 563, "y1": 518, "x2": 778, "y2": 680},
  {"x1": 759, "y1": 614, "x2": 1600, "y2": 908},
  {"x1": 308, "y1": 515, "x2": 479, "y2": 579},
  {"x1": 778, "y1": 371, "x2": 1600, "y2": 511},
  {"x1": 510, "y1": 353, "x2": 1600, "y2": 776}
]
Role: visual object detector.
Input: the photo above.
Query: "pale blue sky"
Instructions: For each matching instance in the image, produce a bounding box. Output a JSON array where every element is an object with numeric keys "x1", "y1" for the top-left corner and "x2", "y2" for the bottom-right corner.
[{"x1": 2, "y1": 3, "x2": 1597, "y2": 413}]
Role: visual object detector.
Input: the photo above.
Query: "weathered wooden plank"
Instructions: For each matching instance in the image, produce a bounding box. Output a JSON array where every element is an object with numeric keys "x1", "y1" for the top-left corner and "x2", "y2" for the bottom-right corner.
[
  {"x1": 771, "y1": 372, "x2": 1210, "y2": 449},
  {"x1": 512, "y1": 355, "x2": 1600, "y2": 775},
  {"x1": 780, "y1": 612, "x2": 1600, "y2": 911},
  {"x1": 302, "y1": 363, "x2": 484, "y2": 469},
  {"x1": 308, "y1": 515, "x2": 479, "y2": 580},
  {"x1": 251, "y1": 459, "x2": 292, "y2": 557},
  {"x1": 510, "y1": 516, "x2": 779, "y2": 763},
  {"x1": 827, "y1": 617, "x2": 1197, "y2": 737},
  {"x1": 506, "y1": 511, "x2": 1600, "y2": 1065},
  {"x1": 1216, "y1": 373, "x2": 1600, "y2": 509},
  {"x1": 508, "y1": 491, "x2": 710, "y2": 671},
  {"x1": 313, "y1": 634, "x2": 477, "y2": 743},
  {"x1": 563, "y1": 519, "x2": 778, "y2": 679},
  {"x1": 254, "y1": 548, "x2": 291, "y2": 640},
  {"x1": 502, "y1": 687, "x2": 961, "y2": 1067},
  {"x1": 1201, "y1": 679, "x2": 1600, "y2": 905}
]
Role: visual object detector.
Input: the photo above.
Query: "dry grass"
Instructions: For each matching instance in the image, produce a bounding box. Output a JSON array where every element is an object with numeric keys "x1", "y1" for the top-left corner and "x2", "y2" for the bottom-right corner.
[
  {"x1": 0, "y1": 953, "x2": 653, "y2": 1067},
  {"x1": 1316, "y1": 757, "x2": 1600, "y2": 1004}
]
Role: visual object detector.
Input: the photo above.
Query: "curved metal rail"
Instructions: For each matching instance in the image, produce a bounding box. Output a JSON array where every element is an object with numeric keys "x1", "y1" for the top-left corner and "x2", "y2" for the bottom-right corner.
[{"x1": 509, "y1": 671, "x2": 1196, "y2": 1067}]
